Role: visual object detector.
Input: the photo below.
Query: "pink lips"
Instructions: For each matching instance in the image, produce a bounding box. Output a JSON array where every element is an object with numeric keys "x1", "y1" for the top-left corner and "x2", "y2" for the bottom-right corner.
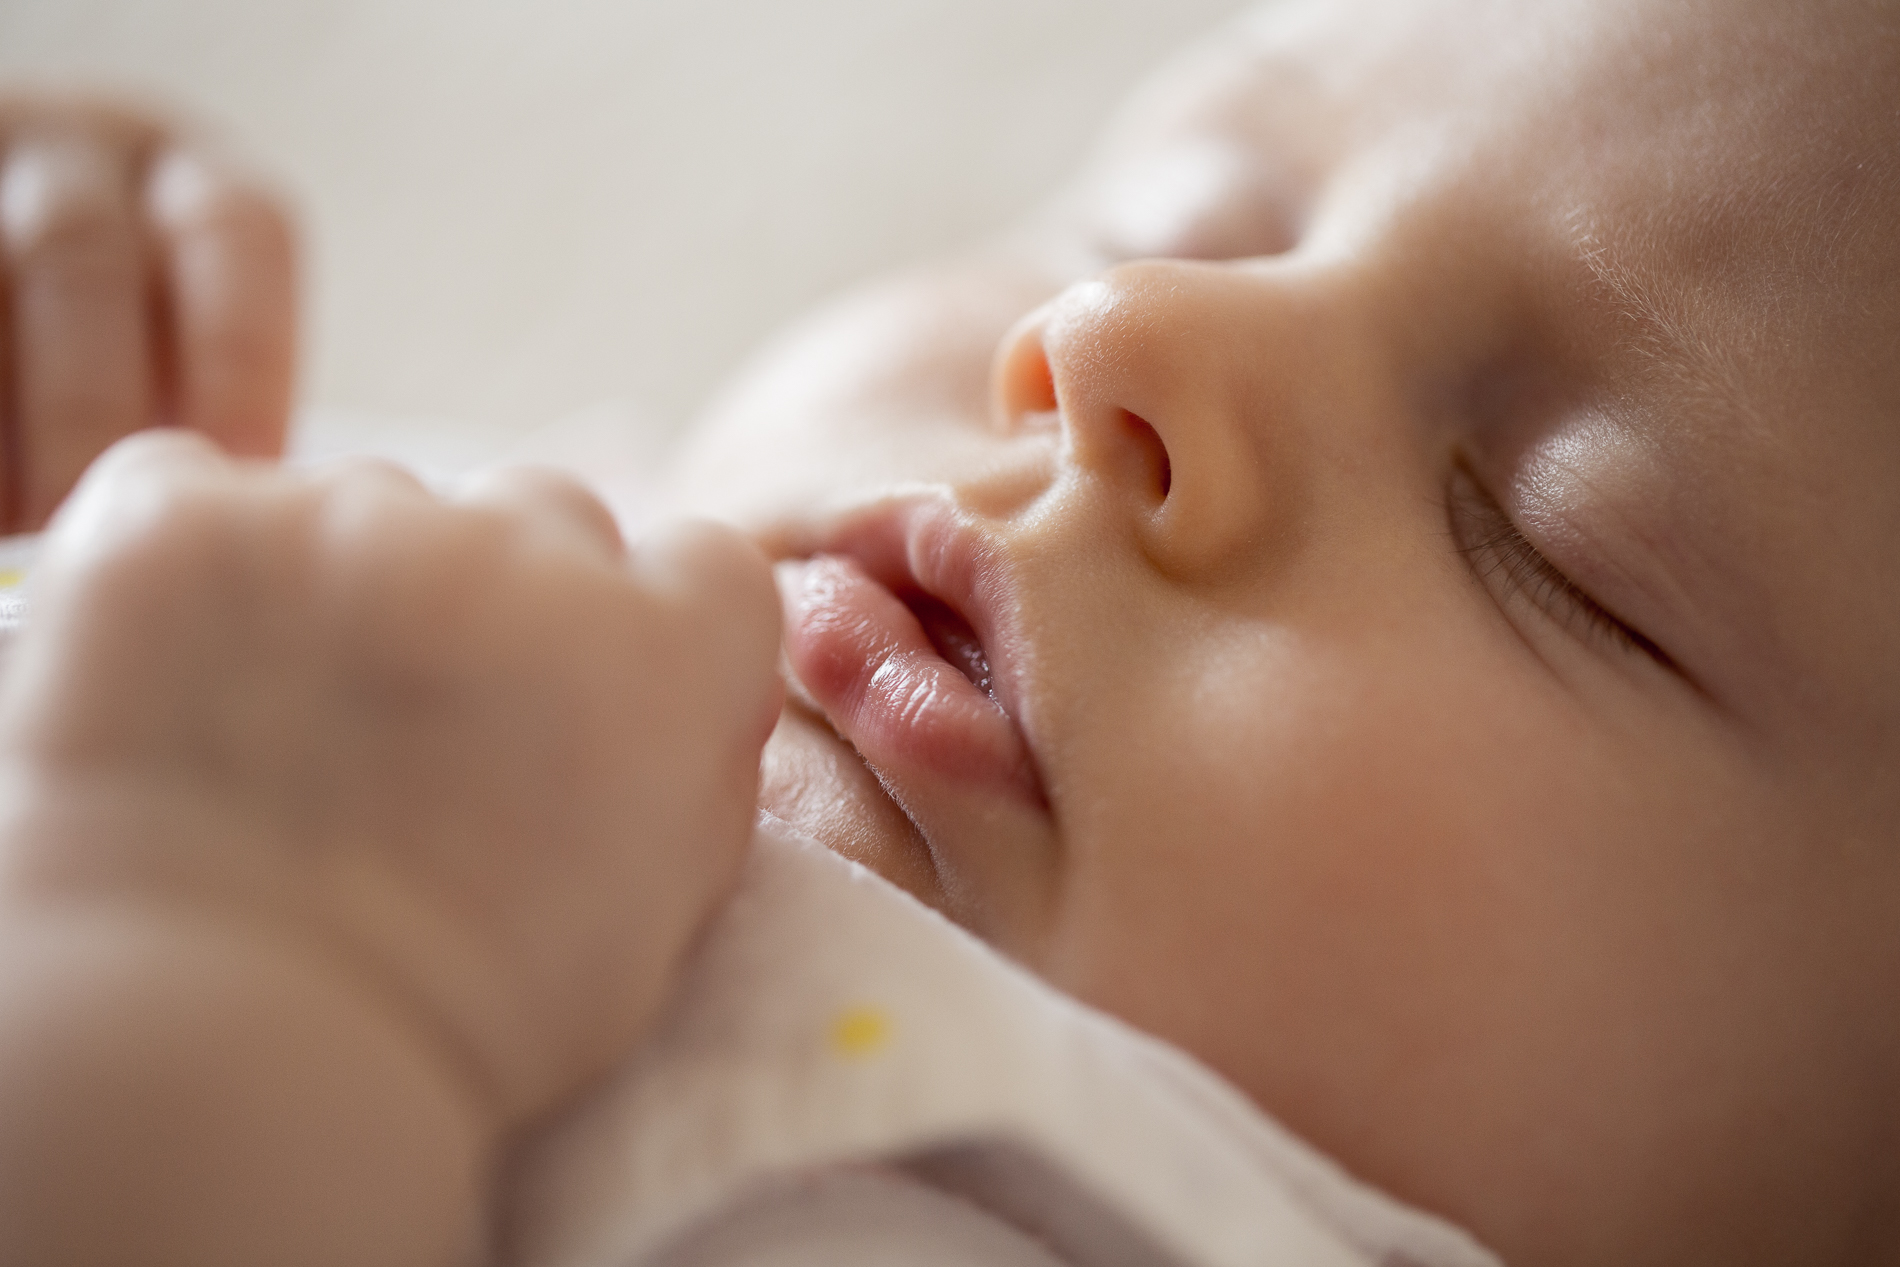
[{"x1": 776, "y1": 508, "x2": 1044, "y2": 807}]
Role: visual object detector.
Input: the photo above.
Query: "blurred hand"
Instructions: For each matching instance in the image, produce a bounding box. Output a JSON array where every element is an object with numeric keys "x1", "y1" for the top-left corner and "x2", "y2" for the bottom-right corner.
[
  {"x1": 0, "y1": 433, "x2": 782, "y2": 1126},
  {"x1": 0, "y1": 92, "x2": 296, "y2": 530}
]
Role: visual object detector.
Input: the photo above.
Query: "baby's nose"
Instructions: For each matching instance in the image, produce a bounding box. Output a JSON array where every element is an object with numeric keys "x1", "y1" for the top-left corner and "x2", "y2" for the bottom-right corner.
[{"x1": 991, "y1": 259, "x2": 1323, "y2": 580}]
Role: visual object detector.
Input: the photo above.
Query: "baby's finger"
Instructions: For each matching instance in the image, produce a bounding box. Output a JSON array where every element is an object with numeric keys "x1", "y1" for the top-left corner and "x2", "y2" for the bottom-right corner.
[
  {"x1": 0, "y1": 132, "x2": 153, "y2": 530},
  {"x1": 630, "y1": 518, "x2": 783, "y2": 722},
  {"x1": 632, "y1": 519, "x2": 777, "y2": 616},
  {"x1": 452, "y1": 465, "x2": 626, "y2": 561},
  {"x1": 146, "y1": 149, "x2": 295, "y2": 460},
  {"x1": 34, "y1": 428, "x2": 232, "y2": 583},
  {"x1": 52, "y1": 427, "x2": 230, "y2": 524},
  {"x1": 301, "y1": 453, "x2": 433, "y2": 514}
]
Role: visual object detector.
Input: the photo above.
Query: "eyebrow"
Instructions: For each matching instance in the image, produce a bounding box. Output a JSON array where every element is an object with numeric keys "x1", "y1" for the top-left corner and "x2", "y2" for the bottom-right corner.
[
  {"x1": 1561, "y1": 207, "x2": 1768, "y2": 439},
  {"x1": 1560, "y1": 150, "x2": 1899, "y2": 439},
  {"x1": 1548, "y1": 198, "x2": 1855, "y2": 721}
]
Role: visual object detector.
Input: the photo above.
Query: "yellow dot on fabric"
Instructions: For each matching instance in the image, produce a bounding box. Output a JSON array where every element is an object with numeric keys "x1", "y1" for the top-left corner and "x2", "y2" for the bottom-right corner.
[
  {"x1": 829, "y1": 1005, "x2": 892, "y2": 1059},
  {"x1": 0, "y1": 570, "x2": 23, "y2": 588}
]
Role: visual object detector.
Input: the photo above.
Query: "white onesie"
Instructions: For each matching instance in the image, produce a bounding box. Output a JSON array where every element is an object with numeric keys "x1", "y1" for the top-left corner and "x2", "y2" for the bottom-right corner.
[{"x1": 506, "y1": 818, "x2": 1504, "y2": 1267}]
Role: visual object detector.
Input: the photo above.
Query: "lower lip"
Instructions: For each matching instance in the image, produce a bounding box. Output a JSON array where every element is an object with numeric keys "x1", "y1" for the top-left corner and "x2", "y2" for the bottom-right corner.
[{"x1": 777, "y1": 554, "x2": 1042, "y2": 805}]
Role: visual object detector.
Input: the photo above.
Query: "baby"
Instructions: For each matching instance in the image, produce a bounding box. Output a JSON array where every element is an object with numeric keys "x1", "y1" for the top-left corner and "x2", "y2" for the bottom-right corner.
[{"x1": 1, "y1": 0, "x2": 1896, "y2": 1262}]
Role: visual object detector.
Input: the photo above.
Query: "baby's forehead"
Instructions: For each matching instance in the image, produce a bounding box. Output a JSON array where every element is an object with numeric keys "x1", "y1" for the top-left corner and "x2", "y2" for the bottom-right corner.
[{"x1": 1114, "y1": 0, "x2": 1897, "y2": 215}]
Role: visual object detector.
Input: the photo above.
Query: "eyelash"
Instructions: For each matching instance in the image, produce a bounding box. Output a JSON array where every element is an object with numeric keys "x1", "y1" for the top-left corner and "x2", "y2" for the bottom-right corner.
[{"x1": 1447, "y1": 464, "x2": 1675, "y2": 669}]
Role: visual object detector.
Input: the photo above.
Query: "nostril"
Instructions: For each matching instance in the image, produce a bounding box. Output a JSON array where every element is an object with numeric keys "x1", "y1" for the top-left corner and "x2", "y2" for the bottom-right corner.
[
  {"x1": 993, "y1": 319, "x2": 1059, "y2": 428},
  {"x1": 1121, "y1": 411, "x2": 1172, "y2": 502},
  {"x1": 1020, "y1": 353, "x2": 1057, "y2": 414}
]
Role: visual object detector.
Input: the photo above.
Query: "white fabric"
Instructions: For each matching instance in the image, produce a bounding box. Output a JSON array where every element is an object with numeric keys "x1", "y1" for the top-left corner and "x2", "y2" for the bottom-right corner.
[
  {"x1": 0, "y1": 534, "x2": 34, "y2": 634},
  {"x1": 638, "y1": 1168, "x2": 1070, "y2": 1267},
  {"x1": 507, "y1": 817, "x2": 1504, "y2": 1267}
]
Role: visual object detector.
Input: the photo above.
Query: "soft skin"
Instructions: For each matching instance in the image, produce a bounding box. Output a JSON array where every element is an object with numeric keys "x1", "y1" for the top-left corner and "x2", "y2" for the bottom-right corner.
[
  {"x1": 0, "y1": 106, "x2": 784, "y2": 1267},
  {"x1": 671, "y1": 0, "x2": 1900, "y2": 1262},
  {"x1": 0, "y1": 437, "x2": 783, "y2": 1265}
]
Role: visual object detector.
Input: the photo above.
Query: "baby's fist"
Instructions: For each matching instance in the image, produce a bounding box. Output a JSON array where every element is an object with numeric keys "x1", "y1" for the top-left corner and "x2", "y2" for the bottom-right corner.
[{"x1": 0, "y1": 434, "x2": 781, "y2": 1129}]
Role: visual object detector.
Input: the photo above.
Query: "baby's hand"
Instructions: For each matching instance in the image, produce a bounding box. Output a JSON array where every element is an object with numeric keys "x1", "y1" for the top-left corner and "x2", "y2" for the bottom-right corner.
[
  {"x1": 1, "y1": 93, "x2": 295, "y2": 529},
  {"x1": 1, "y1": 433, "x2": 779, "y2": 1157}
]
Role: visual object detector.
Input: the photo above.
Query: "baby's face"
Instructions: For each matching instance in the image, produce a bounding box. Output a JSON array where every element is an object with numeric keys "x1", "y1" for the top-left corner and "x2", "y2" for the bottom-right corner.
[{"x1": 672, "y1": 0, "x2": 1900, "y2": 1261}]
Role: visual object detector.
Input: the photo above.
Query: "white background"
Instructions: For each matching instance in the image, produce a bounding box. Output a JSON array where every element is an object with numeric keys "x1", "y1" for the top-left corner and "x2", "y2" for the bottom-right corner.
[{"x1": 0, "y1": 0, "x2": 1253, "y2": 449}]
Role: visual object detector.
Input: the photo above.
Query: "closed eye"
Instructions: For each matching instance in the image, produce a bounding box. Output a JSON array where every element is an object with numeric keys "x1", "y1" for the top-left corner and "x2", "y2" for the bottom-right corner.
[{"x1": 1447, "y1": 461, "x2": 1677, "y2": 672}]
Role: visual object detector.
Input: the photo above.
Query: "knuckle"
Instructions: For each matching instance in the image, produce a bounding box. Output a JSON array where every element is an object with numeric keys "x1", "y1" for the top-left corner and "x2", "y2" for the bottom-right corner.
[
  {"x1": 308, "y1": 463, "x2": 446, "y2": 572},
  {"x1": 312, "y1": 455, "x2": 420, "y2": 491},
  {"x1": 310, "y1": 463, "x2": 421, "y2": 533},
  {"x1": 489, "y1": 465, "x2": 587, "y2": 503},
  {"x1": 464, "y1": 466, "x2": 621, "y2": 549},
  {"x1": 72, "y1": 474, "x2": 234, "y2": 592},
  {"x1": 132, "y1": 485, "x2": 232, "y2": 561}
]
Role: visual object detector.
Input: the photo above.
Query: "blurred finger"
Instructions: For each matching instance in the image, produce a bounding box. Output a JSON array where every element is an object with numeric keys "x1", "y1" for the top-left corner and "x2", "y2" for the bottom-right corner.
[
  {"x1": 45, "y1": 427, "x2": 230, "y2": 549},
  {"x1": 630, "y1": 518, "x2": 772, "y2": 601},
  {"x1": 631, "y1": 518, "x2": 784, "y2": 749},
  {"x1": 631, "y1": 518, "x2": 781, "y2": 661},
  {"x1": 0, "y1": 131, "x2": 152, "y2": 530},
  {"x1": 303, "y1": 454, "x2": 432, "y2": 503},
  {"x1": 74, "y1": 424, "x2": 228, "y2": 490},
  {"x1": 0, "y1": 213, "x2": 11, "y2": 517},
  {"x1": 146, "y1": 148, "x2": 295, "y2": 460},
  {"x1": 0, "y1": 91, "x2": 164, "y2": 153},
  {"x1": 453, "y1": 465, "x2": 626, "y2": 560}
]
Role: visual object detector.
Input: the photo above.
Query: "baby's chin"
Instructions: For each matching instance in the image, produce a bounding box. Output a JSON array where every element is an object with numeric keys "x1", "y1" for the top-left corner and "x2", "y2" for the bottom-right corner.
[{"x1": 756, "y1": 701, "x2": 949, "y2": 911}]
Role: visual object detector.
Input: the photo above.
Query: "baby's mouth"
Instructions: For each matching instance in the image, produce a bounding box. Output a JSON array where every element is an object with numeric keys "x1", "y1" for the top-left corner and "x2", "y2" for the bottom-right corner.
[
  {"x1": 768, "y1": 501, "x2": 1061, "y2": 945},
  {"x1": 906, "y1": 592, "x2": 995, "y2": 698},
  {"x1": 771, "y1": 501, "x2": 1043, "y2": 812}
]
